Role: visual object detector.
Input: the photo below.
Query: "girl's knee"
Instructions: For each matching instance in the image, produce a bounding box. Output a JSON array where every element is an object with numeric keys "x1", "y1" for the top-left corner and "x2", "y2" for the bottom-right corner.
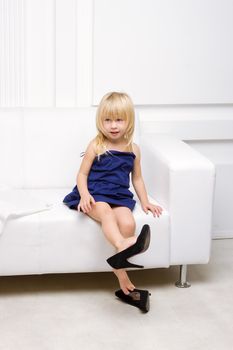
[
  {"x1": 87, "y1": 202, "x2": 115, "y2": 223},
  {"x1": 120, "y1": 217, "x2": 136, "y2": 236},
  {"x1": 95, "y1": 202, "x2": 116, "y2": 220}
]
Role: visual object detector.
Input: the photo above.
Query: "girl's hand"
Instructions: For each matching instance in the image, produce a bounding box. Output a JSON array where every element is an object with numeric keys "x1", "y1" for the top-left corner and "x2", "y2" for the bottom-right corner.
[
  {"x1": 77, "y1": 193, "x2": 96, "y2": 213},
  {"x1": 142, "y1": 202, "x2": 163, "y2": 218}
]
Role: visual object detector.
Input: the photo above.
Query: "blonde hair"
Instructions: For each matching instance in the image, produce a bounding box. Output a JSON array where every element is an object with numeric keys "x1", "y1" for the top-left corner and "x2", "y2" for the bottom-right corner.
[{"x1": 95, "y1": 92, "x2": 135, "y2": 156}]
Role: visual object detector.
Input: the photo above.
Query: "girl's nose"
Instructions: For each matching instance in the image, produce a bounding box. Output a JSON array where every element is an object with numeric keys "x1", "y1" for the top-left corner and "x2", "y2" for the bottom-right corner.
[{"x1": 111, "y1": 121, "x2": 117, "y2": 128}]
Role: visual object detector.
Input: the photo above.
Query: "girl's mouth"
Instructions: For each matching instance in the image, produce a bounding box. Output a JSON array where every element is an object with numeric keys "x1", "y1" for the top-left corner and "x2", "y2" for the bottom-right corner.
[{"x1": 110, "y1": 131, "x2": 119, "y2": 136}]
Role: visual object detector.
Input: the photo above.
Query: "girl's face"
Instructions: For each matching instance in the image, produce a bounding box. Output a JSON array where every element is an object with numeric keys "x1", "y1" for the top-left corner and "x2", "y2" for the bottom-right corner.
[{"x1": 102, "y1": 116, "x2": 128, "y2": 142}]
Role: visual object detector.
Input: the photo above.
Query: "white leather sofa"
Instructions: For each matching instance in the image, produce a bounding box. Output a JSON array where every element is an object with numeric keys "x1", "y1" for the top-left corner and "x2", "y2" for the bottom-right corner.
[{"x1": 0, "y1": 108, "x2": 215, "y2": 287}]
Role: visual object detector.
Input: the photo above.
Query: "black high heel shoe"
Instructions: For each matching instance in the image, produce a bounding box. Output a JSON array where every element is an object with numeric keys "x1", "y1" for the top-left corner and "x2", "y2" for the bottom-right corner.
[
  {"x1": 115, "y1": 289, "x2": 151, "y2": 313},
  {"x1": 106, "y1": 224, "x2": 151, "y2": 269}
]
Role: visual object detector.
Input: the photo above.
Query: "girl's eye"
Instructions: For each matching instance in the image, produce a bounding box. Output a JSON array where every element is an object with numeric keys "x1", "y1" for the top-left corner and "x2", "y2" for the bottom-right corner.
[
  {"x1": 116, "y1": 118, "x2": 123, "y2": 122},
  {"x1": 104, "y1": 118, "x2": 111, "y2": 122}
]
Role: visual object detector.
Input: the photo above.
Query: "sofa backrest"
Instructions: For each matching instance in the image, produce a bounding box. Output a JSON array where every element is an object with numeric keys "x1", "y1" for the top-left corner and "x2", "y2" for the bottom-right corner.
[{"x1": 0, "y1": 108, "x2": 140, "y2": 188}]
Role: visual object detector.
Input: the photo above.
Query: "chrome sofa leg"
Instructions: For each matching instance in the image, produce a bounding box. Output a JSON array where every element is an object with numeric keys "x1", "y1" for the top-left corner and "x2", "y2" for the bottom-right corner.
[{"x1": 175, "y1": 264, "x2": 191, "y2": 288}]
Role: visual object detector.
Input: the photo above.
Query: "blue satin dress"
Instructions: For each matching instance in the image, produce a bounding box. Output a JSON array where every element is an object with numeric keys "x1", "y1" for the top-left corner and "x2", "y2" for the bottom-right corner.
[{"x1": 63, "y1": 150, "x2": 136, "y2": 211}]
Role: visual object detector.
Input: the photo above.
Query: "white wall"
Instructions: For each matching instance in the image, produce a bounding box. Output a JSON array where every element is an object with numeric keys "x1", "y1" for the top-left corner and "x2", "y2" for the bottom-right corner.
[
  {"x1": 0, "y1": 0, "x2": 233, "y2": 238},
  {"x1": 93, "y1": 0, "x2": 233, "y2": 105}
]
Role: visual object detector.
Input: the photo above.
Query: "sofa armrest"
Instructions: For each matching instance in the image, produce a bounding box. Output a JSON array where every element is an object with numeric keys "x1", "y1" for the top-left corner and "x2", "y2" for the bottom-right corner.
[{"x1": 140, "y1": 134, "x2": 216, "y2": 265}]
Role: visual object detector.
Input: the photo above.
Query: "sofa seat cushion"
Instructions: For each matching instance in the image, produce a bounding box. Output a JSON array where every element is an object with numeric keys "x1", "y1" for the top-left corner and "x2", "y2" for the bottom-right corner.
[{"x1": 0, "y1": 189, "x2": 170, "y2": 276}]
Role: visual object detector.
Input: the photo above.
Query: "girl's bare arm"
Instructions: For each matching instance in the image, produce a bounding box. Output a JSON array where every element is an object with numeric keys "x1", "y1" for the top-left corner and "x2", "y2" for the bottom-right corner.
[
  {"x1": 132, "y1": 144, "x2": 163, "y2": 217},
  {"x1": 76, "y1": 139, "x2": 97, "y2": 212}
]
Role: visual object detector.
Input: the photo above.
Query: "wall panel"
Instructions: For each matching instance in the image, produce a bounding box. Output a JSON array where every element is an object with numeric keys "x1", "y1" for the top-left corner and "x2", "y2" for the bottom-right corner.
[
  {"x1": 55, "y1": 0, "x2": 76, "y2": 107},
  {"x1": 0, "y1": 0, "x2": 25, "y2": 106},
  {"x1": 24, "y1": 0, "x2": 54, "y2": 106},
  {"x1": 76, "y1": 0, "x2": 93, "y2": 107}
]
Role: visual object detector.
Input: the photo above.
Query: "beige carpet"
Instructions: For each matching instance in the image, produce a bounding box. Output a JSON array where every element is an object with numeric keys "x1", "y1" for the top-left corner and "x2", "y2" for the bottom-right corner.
[{"x1": 0, "y1": 239, "x2": 233, "y2": 350}]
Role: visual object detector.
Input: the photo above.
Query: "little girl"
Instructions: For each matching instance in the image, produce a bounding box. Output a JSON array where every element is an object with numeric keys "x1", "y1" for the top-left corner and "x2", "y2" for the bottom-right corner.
[{"x1": 63, "y1": 92, "x2": 162, "y2": 312}]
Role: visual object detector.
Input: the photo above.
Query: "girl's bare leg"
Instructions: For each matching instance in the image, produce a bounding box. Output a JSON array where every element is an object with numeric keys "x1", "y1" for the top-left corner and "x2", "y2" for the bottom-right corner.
[
  {"x1": 86, "y1": 202, "x2": 137, "y2": 294},
  {"x1": 86, "y1": 202, "x2": 136, "y2": 252},
  {"x1": 112, "y1": 206, "x2": 137, "y2": 294}
]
